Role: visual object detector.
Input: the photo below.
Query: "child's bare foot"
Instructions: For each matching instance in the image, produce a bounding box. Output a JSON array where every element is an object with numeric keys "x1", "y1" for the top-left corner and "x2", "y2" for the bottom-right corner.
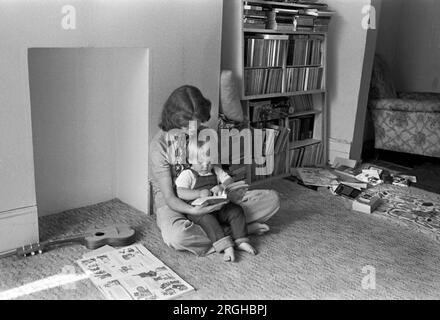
[
  {"x1": 237, "y1": 242, "x2": 258, "y2": 255},
  {"x1": 223, "y1": 247, "x2": 235, "y2": 262}
]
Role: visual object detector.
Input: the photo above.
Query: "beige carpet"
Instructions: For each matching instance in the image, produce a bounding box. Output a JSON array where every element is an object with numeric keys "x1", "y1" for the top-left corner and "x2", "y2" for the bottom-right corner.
[{"x1": 1, "y1": 179, "x2": 440, "y2": 300}]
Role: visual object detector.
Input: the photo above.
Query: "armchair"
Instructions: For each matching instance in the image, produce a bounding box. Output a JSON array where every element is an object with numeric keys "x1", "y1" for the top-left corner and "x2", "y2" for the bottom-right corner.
[{"x1": 368, "y1": 55, "x2": 440, "y2": 158}]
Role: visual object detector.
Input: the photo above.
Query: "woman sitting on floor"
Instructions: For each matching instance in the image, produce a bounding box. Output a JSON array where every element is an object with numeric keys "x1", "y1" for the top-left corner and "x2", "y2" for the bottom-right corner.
[{"x1": 149, "y1": 85, "x2": 280, "y2": 256}]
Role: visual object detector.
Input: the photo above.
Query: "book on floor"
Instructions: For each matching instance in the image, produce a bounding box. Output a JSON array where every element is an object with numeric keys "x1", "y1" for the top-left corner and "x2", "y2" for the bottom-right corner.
[
  {"x1": 352, "y1": 192, "x2": 381, "y2": 214},
  {"x1": 332, "y1": 157, "x2": 362, "y2": 178},
  {"x1": 77, "y1": 244, "x2": 194, "y2": 300},
  {"x1": 294, "y1": 167, "x2": 339, "y2": 187}
]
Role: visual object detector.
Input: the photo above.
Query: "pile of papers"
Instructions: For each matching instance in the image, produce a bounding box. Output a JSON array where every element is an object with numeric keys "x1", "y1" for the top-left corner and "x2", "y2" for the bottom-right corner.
[{"x1": 290, "y1": 157, "x2": 418, "y2": 215}]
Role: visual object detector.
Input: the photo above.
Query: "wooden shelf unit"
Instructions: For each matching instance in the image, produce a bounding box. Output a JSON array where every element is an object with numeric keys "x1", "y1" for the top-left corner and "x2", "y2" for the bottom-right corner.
[{"x1": 221, "y1": 0, "x2": 330, "y2": 184}]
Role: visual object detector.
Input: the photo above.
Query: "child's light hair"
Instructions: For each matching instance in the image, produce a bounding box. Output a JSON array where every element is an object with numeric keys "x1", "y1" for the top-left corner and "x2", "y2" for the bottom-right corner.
[{"x1": 188, "y1": 139, "x2": 212, "y2": 164}]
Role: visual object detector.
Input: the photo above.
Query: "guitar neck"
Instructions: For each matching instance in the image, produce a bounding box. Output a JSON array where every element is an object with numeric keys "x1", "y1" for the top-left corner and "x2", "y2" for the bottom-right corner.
[
  {"x1": 0, "y1": 224, "x2": 135, "y2": 259},
  {"x1": 42, "y1": 233, "x2": 89, "y2": 247},
  {"x1": 0, "y1": 249, "x2": 18, "y2": 259},
  {"x1": 0, "y1": 233, "x2": 88, "y2": 259}
]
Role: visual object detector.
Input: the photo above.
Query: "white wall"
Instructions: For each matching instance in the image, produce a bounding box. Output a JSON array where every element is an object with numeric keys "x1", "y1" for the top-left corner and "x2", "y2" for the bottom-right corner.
[
  {"x1": 0, "y1": 0, "x2": 223, "y2": 215},
  {"x1": 376, "y1": 0, "x2": 440, "y2": 93},
  {"x1": 394, "y1": 0, "x2": 440, "y2": 92},
  {"x1": 29, "y1": 48, "x2": 149, "y2": 216},
  {"x1": 326, "y1": 0, "x2": 372, "y2": 162},
  {"x1": 375, "y1": 0, "x2": 403, "y2": 71}
]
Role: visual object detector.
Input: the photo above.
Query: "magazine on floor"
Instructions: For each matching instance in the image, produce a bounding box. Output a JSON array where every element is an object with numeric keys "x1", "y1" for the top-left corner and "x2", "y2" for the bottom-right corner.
[{"x1": 76, "y1": 244, "x2": 194, "y2": 300}]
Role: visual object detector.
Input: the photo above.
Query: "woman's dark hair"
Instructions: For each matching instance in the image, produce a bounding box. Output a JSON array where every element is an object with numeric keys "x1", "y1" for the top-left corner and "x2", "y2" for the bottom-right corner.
[{"x1": 159, "y1": 85, "x2": 212, "y2": 131}]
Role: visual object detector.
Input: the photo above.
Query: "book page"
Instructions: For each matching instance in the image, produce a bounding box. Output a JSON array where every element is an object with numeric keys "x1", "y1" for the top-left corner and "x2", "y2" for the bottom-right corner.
[{"x1": 77, "y1": 244, "x2": 194, "y2": 300}]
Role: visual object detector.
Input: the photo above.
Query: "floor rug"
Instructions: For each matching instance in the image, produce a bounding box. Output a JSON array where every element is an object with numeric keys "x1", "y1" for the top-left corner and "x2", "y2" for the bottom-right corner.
[{"x1": 367, "y1": 184, "x2": 440, "y2": 241}]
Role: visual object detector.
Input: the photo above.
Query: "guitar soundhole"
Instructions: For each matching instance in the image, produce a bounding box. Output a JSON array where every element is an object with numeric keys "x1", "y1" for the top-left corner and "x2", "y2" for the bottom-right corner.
[{"x1": 95, "y1": 232, "x2": 105, "y2": 237}]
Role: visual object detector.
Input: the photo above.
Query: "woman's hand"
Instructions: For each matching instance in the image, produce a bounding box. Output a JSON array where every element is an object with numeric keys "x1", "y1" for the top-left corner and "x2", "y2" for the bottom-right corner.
[
  {"x1": 190, "y1": 202, "x2": 227, "y2": 216},
  {"x1": 210, "y1": 185, "x2": 225, "y2": 196},
  {"x1": 199, "y1": 189, "x2": 211, "y2": 198}
]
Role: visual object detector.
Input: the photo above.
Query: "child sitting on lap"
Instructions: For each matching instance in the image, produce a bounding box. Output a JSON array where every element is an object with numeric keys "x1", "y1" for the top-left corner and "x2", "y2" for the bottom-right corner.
[{"x1": 175, "y1": 140, "x2": 257, "y2": 262}]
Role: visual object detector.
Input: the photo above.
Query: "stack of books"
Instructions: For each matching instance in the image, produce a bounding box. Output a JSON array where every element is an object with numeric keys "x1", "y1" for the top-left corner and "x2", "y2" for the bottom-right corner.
[
  {"x1": 285, "y1": 67, "x2": 323, "y2": 92},
  {"x1": 245, "y1": 34, "x2": 288, "y2": 67},
  {"x1": 294, "y1": 14, "x2": 315, "y2": 31},
  {"x1": 249, "y1": 100, "x2": 273, "y2": 122},
  {"x1": 266, "y1": 8, "x2": 299, "y2": 31},
  {"x1": 244, "y1": 68, "x2": 283, "y2": 95},
  {"x1": 288, "y1": 115, "x2": 314, "y2": 142},
  {"x1": 251, "y1": 124, "x2": 290, "y2": 180},
  {"x1": 288, "y1": 95, "x2": 314, "y2": 113},
  {"x1": 249, "y1": 99, "x2": 292, "y2": 123},
  {"x1": 287, "y1": 35, "x2": 324, "y2": 66},
  {"x1": 290, "y1": 143, "x2": 323, "y2": 167},
  {"x1": 243, "y1": 4, "x2": 267, "y2": 29},
  {"x1": 265, "y1": 7, "x2": 333, "y2": 32},
  {"x1": 314, "y1": 17, "x2": 331, "y2": 32}
]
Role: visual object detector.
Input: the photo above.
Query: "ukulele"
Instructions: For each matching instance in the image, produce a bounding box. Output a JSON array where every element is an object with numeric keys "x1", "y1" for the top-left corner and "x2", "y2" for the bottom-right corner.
[{"x1": 0, "y1": 224, "x2": 136, "y2": 259}]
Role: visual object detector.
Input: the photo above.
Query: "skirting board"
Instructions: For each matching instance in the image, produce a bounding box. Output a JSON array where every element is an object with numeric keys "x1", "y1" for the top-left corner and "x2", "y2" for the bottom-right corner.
[{"x1": 0, "y1": 206, "x2": 39, "y2": 253}]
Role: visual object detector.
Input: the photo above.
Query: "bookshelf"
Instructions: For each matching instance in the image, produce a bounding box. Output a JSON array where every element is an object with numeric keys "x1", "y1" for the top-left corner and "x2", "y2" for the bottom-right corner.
[{"x1": 221, "y1": 0, "x2": 332, "y2": 184}]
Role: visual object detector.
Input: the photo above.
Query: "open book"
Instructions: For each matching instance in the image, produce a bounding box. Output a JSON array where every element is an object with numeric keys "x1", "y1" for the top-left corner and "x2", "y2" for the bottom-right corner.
[{"x1": 191, "y1": 181, "x2": 249, "y2": 206}]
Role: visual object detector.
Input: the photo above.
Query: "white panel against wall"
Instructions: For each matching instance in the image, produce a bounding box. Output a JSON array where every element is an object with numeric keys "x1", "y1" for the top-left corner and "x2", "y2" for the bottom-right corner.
[
  {"x1": 29, "y1": 49, "x2": 115, "y2": 216},
  {"x1": 325, "y1": 0, "x2": 370, "y2": 154},
  {"x1": 113, "y1": 49, "x2": 149, "y2": 214},
  {"x1": 29, "y1": 48, "x2": 149, "y2": 216}
]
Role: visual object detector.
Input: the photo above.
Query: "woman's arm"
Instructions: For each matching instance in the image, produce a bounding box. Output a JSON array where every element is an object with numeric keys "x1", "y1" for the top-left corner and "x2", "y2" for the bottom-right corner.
[
  {"x1": 156, "y1": 174, "x2": 225, "y2": 215},
  {"x1": 176, "y1": 187, "x2": 210, "y2": 201}
]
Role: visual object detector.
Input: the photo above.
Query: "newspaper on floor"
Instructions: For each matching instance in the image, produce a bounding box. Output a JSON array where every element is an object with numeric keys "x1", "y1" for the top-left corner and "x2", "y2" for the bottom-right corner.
[{"x1": 76, "y1": 244, "x2": 194, "y2": 300}]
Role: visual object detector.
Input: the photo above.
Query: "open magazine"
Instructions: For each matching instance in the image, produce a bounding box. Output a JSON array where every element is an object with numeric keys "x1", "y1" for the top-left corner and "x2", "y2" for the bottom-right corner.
[
  {"x1": 191, "y1": 180, "x2": 249, "y2": 206},
  {"x1": 76, "y1": 244, "x2": 194, "y2": 300}
]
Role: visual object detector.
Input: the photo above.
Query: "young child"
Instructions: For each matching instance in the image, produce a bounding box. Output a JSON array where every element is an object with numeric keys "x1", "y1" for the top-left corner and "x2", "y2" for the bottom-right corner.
[{"x1": 174, "y1": 140, "x2": 257, "y2": 262}]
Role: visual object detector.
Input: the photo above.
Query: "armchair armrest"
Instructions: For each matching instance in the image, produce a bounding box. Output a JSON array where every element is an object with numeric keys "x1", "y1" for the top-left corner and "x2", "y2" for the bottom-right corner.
[{"x1": 370, "y1": 98, "x2": 440, "y2": 113}]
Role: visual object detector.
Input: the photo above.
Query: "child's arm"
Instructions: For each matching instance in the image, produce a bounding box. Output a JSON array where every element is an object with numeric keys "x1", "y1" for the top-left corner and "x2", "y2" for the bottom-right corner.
[
  {"x1": 213, "y1": 166, "x2": 234, "y2": 187},
  {"x1": 175, "y1": 170, "x2": 211, "y2": 201},
  {"x1": 221, "y1": 177, "x2": 234, "y2": 188},
  {"x1": 210, "y1": 166, "x2": 234, "y2": 195},
  {"x1": 213, "y1": 166, "x2": 248, "y2": 204}
]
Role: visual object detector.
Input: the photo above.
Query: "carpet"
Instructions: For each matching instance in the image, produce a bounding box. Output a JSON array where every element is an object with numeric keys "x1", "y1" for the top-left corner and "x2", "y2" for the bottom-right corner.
[{"x1": 1, "y1": 180, "x2": 440, "y2": 300}]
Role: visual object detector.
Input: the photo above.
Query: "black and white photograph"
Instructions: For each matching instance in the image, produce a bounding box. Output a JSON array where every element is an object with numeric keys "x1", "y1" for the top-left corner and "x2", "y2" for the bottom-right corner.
[{"x1": 0, "y1": 0, "x2": 440, "y2": 307}]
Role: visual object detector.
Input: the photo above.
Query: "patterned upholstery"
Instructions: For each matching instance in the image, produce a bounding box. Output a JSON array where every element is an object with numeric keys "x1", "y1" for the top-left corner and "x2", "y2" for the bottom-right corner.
[{"x1": 369, "y1": 55, "x2": 440, "y2": 157}]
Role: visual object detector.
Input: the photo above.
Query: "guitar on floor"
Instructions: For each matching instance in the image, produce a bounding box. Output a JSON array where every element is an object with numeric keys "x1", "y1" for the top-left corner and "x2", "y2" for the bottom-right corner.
[{"x1": 0, "y1": 224, "x2": 136, "y2": 259}]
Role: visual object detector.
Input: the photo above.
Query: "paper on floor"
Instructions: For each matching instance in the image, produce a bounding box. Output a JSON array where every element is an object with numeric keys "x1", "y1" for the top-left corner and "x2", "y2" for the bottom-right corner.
[{"x1": 77, "y1": 244, "x2": 194, "y2": 300}]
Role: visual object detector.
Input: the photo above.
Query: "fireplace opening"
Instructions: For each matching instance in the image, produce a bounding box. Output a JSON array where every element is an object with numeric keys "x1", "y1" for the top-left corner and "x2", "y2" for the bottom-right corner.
[{"x1": 28, "y1": 48, "x2": 149, "y2": 216}]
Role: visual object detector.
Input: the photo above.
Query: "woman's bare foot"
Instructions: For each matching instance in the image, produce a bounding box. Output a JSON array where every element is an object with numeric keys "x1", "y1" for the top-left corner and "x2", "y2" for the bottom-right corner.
[
  {"x1": 247, "y1": 222, "x2": 270, "y2": 235},
  {"x1": 237, "y1": 242, "x2": 258, "y2": 255},
  {"x1": 223, "y1": 247, "x2": 235, "y2": 262},
  {"x1": 205, "y1": 246, "x2": 215, "y2": 256}
]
